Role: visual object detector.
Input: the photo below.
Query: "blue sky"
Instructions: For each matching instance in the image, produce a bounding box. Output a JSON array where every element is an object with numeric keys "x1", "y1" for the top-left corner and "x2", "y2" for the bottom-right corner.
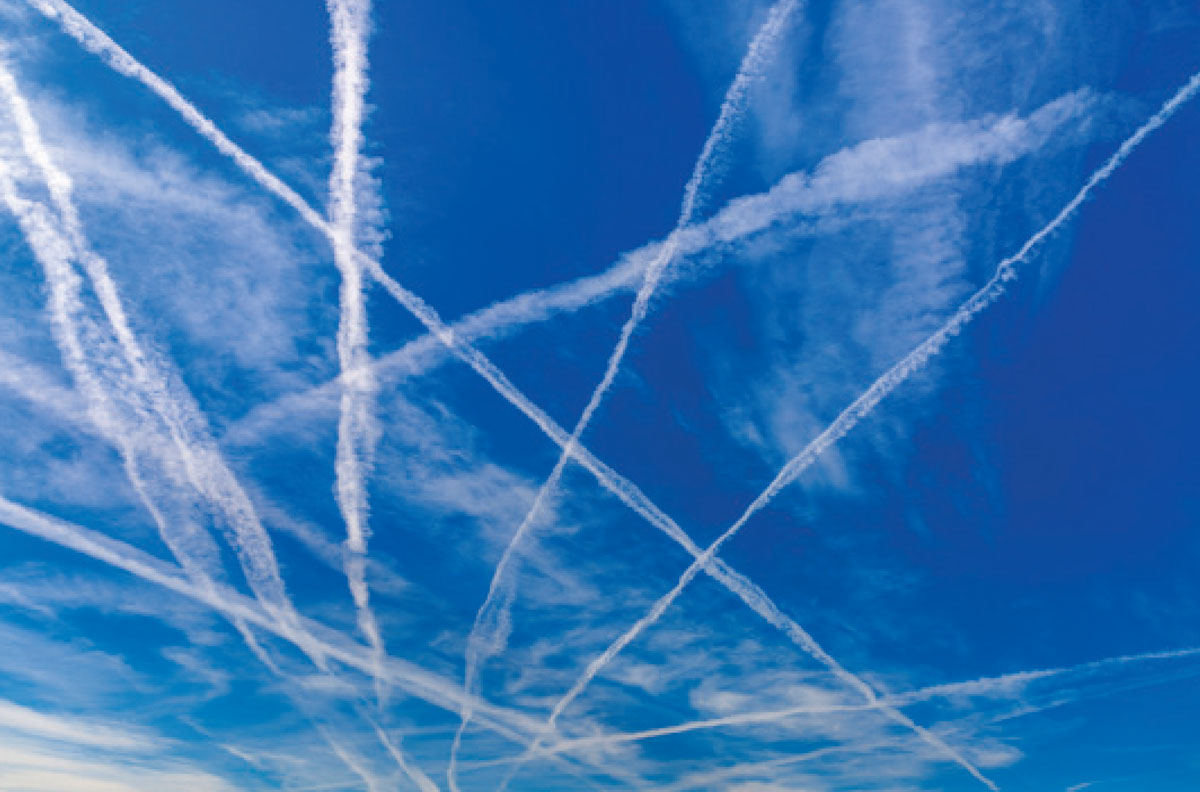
[{"x1": 0, "y1": 0, "x2": 1198, "y2": 790}]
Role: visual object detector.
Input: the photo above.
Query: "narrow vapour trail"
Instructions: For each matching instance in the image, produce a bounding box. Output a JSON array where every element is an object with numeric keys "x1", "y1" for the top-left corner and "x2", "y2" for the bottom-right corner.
[
  {"x1": 0, "y1": 494, "x2": 614, "y2": 786},
  {"x1": 527, "y1": 646, "x2": 1200, "y2": 757},
  {"x1": 371, "y1": 720, "x2": 442, "y2": 792},
  {"x1": 321, "y1": 725, "x2": 389, "y2": 792},
  {"x1": 449, "y1": 4, "x2": 801, "y2": 785},
  {"x1": 0, "y1": 64, "x2": 309, "y2": 643},
  {"x1": 13, "y1": 6, "x2": 1131, "y2": 787},
  {"x1": 230, "y1": 88, "x2": 1088, "y2": 449},
  {"x1": 507, "y1": 69, "x2": 1200, "y2": 791},
  {"x1": 324, "y1": 0, "x2": 389, "y2": 704},
  {"x1": 0, "y1": 81, "x2": 409, "y2": 776},
  {"x1": 0, "y1": 159, "x2": 227, "y2": 607},
  {"x1": 0, "y1": 494, "x2": 579, "y2": 765},
  {"x1": 19, "y1": 7, "x2": 1055, "y2": 783}
]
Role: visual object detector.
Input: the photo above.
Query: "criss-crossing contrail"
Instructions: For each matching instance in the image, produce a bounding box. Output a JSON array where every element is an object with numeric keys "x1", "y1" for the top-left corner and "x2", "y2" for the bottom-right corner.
[
  {"x1": 0, "y1": 62, "x2": 310, "y2": 628},
  {"x1": 324, "y1": 0, "x2": 389, "y2": 704},
  {"x1": 370, "y1": 720, "x2": 441, "y2": 792},
  {"x1": 229, "y1": 89, "x2": 1089, "y2": 451},
  {"x1": 19, "y1": 5, "x2": 1065, "y2": 783},
  {"x1": 0, "y1": 61, "x2": 414, "y2": 779},
  {"x1": 1, "y1": 92, "x2": 306, "y2": 680},
  {"x1": 504, "y1": 67, "x2": 1200, "y2": 791},
  {"x1": 14, "y1": 4, "x2": 1144, "y2": 786},
  {"x1": 0, "y1": 493, "x2": 588, "y2": 768},
  {"x1": 448, "y1": 4, "x2": 802, "y2": 785}
]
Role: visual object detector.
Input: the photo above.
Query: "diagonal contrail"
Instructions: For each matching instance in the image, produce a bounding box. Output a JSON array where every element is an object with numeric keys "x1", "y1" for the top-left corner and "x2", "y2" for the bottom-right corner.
[
  {"x1": 0, "y1": 63, "x2": 312, "y2": 651},
  {"x1": 21, "y1": 4, "x2": 1030, "y2": 782},
  {"x1": 324, "y1": 0, "x2": 390, "y2": 705},
  {"x1": 449, "y1": 4, "x2": 802, "y2": 786},
  {"x1": 505, "y1": 68, "x2": 1200, "y2": 791},
  {"x1": 0, "y1": 493, "x2": 578, "y2": 768},
  {"x1": 0, "y1": 61, "x2": 420, "y2": 780},
  {"x1": 529, "y1": 645, "x2": 1200, "y2": 757},
  {"x1": 369, "y1": 719, "x2": 441, "y2": 792},
  {"x1": 228, "y1": 88, "x2": 1092, "y2": 454}
]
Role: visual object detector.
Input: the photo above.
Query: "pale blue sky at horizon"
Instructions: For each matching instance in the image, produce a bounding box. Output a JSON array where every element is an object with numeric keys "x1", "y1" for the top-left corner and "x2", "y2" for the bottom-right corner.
[{"x1": 0, "y1": 1, "x2": 1198, "y2": 790}]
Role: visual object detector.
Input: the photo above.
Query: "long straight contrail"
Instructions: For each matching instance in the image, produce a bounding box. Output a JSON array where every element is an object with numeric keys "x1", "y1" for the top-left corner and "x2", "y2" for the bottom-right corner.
[
  {"x1": 18, "y1": 5, "x2": 1072, "y2": 782},
  {"x1": 0, "y1": 63, "x2": 312, "y2": 654},
  {"x1": 370, "y1": 720, "x2": 441, "y2": 792},
  {"x1": 508, "y1": 68, "x2": 1200, "y2": 790},
  {"x1": 448, "y1": 4, "x2": 801, "y2": 785},
  {"x1": 529, "y1": 646, "x2": 1200, "y2": 757},
  {"x1": 324, "y1": 0, "x2": 389, "y2": 704},
  {"x1": 0, "y1": 493, "x2": 576, "y2": 765}
]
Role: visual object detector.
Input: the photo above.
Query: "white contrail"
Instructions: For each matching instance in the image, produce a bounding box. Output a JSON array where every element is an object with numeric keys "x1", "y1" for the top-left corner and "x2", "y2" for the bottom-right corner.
[
  {"x1": 370, "y1": 721, "x2": 441, "y2": 792},
  {"x1": 530, "y1": 646, "x2": 1200, "y2": 757},
  {"x1": 0, "y1": 493, "x2": 569, "y2": 758},
  {"x1": 320, "y1": 725, "x2": 388, "y2": 792},
  {"x1": 508, "y1": 68, "x2": 1200, "y2": 790},
  {"x1": 449, "y1": 3, "x2": 801, "y2": 785},
  {"x1": 0, "y1": 148, "x2": 236, "y2": 606},
  {"x1": 17, "y1": 5, "x2": 1069, "y2": 781},
  {"x1": 0, "y1": 143, "x2": 399, "y2": 779},
  {"x1": 0, "y1": 63, "x2": 309, "y2": 645},
  {"x1": 324, "y1": 0, "x2": 388, "y2": 703}
]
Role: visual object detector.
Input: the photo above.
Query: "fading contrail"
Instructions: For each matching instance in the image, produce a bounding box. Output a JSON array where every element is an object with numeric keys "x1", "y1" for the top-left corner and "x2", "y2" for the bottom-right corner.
[
  {"x1": 324, "y1": 0, "x2": 389, "y2": 704},
  {"x1": 17, "y1": 6, "x2": 1080, "y2": 783},
  {"x1": 0, "y1": 493, "x2": 579, "y2": 766},
  {"x1": 229, "y1": 90, "x2": 1089, "y2": 450},
  {"x1": 529, "y1": 645, "x2": 1200, "y2": 758},
  {"x1": 320, "y1": 724, "x2": 389, "y2": 792},
  {"x1": 0, "y1": 63, "x2": 319, "y2": 667},
  {"x1": 449, "y1": 4, "x2": 802, "y2": 786},
  {"x1": 0, "y1": 65, "x2": 406, "y2": 778},
  {"x1": 370, "y1": 720, "x2": 441, "y2": 792},
  {"x1": 509, "y1": 68, "x2": 1200, "y2": 790}
]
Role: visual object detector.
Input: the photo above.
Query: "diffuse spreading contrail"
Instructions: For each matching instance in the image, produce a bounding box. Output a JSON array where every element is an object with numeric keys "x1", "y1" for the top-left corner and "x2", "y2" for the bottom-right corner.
[
  {"x1": 0, "y1": 493, "x2": 590, "y2": 775},
  {"x1": 0, "y1": 63, "x2": 311, "y2": 652},
  {"x1": 508, "y1": 67, "x2": 1200, "y2": 789},
  {"x1": 228, "y1": 87, "x2": 1090, "y2": 451},
  {"x1": 449, "y1": 3, "x2": 801, "y2": 785},
  {"x1": 324, "y1": 0, "x2": 390, "y2": 704},
  {"x1": 17, "y1": 4, "x2": 1163, "y2": 787},
  {"x1": 528, "y1": 646, "x2": 1200, "y2": 758}
]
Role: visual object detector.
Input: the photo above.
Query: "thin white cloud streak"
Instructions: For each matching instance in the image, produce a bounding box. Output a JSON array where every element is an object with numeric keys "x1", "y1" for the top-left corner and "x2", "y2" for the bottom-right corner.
[
  {"x1": 530, "y1": 646, "x2": 1200, "y2": 757},
  {"x1": 229, "y1": 89, "x2": 1089, "y2": 451},
  {"x1": 0, "y1": 744, "x2": 237, "y2": 792},
  {"x1": 11, "y1": 5, "x2": 1093, "y2": 783},
  {"x1": 0, "y1": 698, "x2": 153, "y2": 752},
  {"x1": 0, "y1": 64, "x2": 309, "y2": 648},
  {"x1": 320, "y1": 725, "x2": 388, "y2": 792},
  {"x1": 324, "y1": 0, "x2": 388, "y2": 705},
  {"x1": 450, "y1": 4, "x2": 801, "y2": 786},
  {"x1": 0, "y1": 347, "x2": 411, "y2": 604},
  {"x1": 0, "y1": 494, "x2": 607, "y2": 782},
  {"x1": 370, "y1": 721, "x2": 441, "y2": 792},
  {"x1": 515, "y1": 67, "x2": 1200, "y2": 791},
  {"x1": 0, "y1": 109, "x2": 236, "y2": 630}
]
